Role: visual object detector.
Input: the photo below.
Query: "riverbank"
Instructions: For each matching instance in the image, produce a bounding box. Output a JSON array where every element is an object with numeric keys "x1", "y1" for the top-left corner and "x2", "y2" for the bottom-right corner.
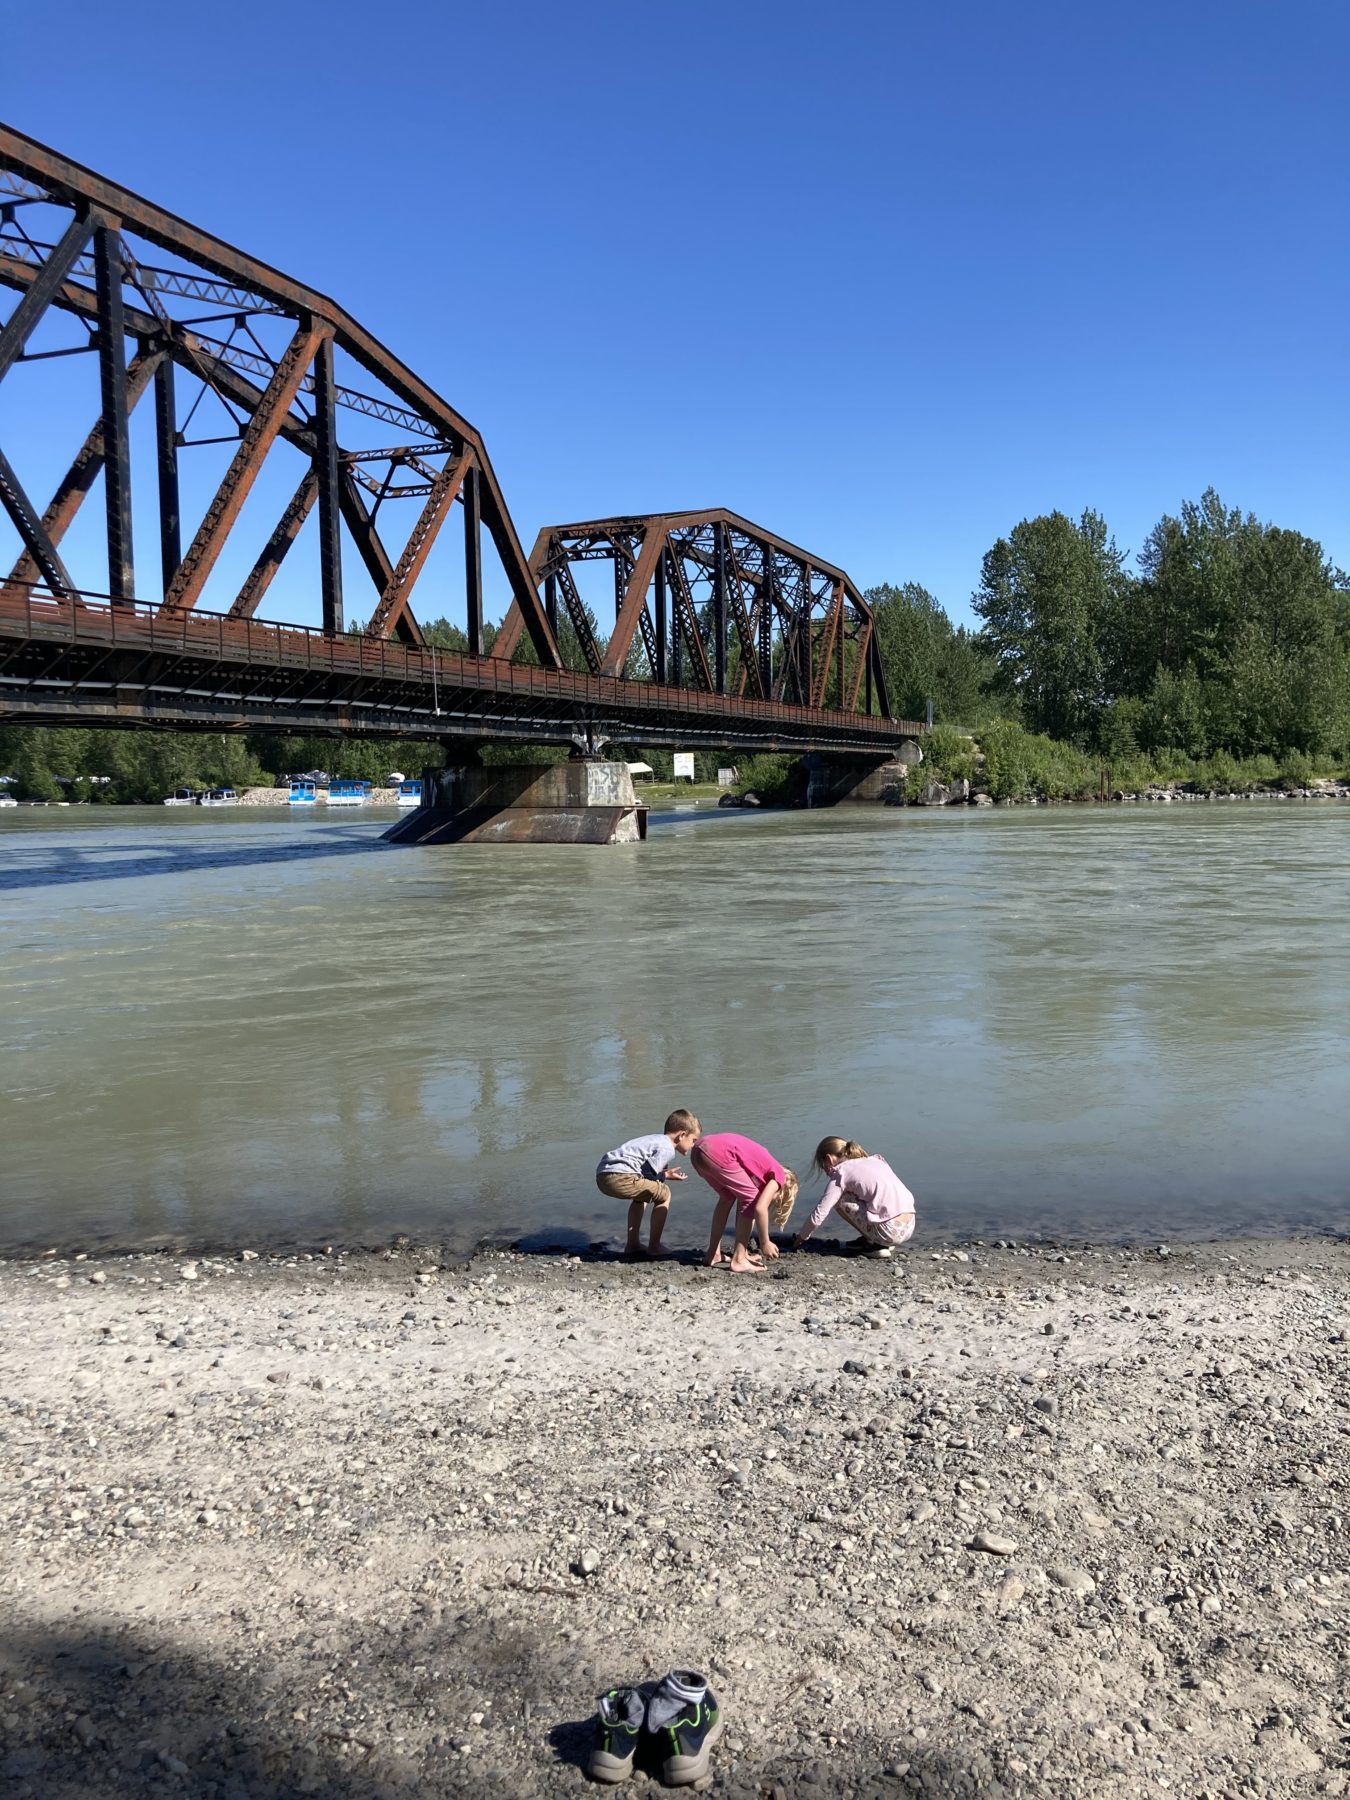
[{"x1": 3, "y1": 1236, "x2": 1346, "y2": 1798}]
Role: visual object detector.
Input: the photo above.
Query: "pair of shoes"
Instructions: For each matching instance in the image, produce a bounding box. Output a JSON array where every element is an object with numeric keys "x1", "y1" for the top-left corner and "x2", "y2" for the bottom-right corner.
[{"x1": 588, "y1": 1669, "x2": 722, "y2": 1786}]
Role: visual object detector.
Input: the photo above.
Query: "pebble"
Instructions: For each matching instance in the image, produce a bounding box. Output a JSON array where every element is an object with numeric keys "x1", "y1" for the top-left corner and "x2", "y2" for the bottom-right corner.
[
  {"x1": 911, "y1": 1500, "x2": 937, "y2": 1523},
  {"x1": 969, "y1": 1531, "x2": 1018, "y2": 1556},
  {"x1": 578, "y1": 1548, "x2": 601, "y2": 1576},
  {"x1": 997, "y1": 1576, "x2": 1025, "y2": 1609},
  {"x1": 1048, "y1": 1565, "x2": 1095, "y2": 1597}
]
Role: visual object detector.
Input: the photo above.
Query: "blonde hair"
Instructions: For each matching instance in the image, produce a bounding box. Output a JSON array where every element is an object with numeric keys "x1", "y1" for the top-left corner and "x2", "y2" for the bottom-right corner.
[
  {"x1": 770, "y1": 1169, "x2": 798, "y2": 1229},
  {"x1": 813, "y1": 1136, "x2": 865, "y2": 1174},
  {"x1": 665, "y1": 1109, "x2": 700, "y2": 1136}
]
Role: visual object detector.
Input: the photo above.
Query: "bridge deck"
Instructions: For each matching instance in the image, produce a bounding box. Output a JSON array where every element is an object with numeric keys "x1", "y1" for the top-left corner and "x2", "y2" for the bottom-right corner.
[{"x1": 0, "y1": 589, "x2": 920, "y2": 754}]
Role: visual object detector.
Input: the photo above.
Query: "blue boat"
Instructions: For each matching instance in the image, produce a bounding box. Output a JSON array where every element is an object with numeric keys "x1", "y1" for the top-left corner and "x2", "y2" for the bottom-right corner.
[
  {"x1": 396, "y1": 779, "x2": 422, "y2": 808},
  {"x1": 288, "y1": 779, "x2": 318, "y2": 806},
  {"x1": 327, "y1": 779, "x2": 370, "y2": 808}
]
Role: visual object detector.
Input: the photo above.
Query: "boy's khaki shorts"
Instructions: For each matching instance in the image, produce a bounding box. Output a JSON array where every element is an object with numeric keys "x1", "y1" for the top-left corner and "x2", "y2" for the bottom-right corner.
[{"x1": 596, "y1": 1170, "x2": 672, "y2": 1208}]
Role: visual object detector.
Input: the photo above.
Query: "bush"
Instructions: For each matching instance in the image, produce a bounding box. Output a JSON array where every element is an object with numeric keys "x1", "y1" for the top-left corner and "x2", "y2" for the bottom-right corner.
[
  {"x1": 734, "y1": 753, "x2": 797, "y2": 803},
  {"x1": 917, "y1": 724, "x2": 977, "y2": 785},
  {"x1": 1278, "y1": 749, "x2": 1314, "y2": 791},
  {"x1": 976, "y1": 719, "x2": 1095, "y2": 801}
]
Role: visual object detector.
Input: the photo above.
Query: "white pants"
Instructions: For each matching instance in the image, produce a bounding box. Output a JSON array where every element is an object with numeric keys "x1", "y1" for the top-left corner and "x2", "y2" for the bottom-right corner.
[{"x1": 835, "y1": 1197, "x2": 915, "y2": 1248}]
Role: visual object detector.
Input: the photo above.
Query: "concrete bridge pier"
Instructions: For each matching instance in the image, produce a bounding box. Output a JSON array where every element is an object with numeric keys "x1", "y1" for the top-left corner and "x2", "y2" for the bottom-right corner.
[
  {"x1": 382, "y1": 759, "x2": 647, "y2": 845},
  {"x1": 802, "y1": 741, "x2": 923, "y2": 807}
]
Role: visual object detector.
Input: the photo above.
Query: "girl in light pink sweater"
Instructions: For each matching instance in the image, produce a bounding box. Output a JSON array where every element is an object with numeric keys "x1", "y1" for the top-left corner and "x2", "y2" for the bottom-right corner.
[{"x1": 791, "y1": 1136, "x2": 916, "y2": 1258}]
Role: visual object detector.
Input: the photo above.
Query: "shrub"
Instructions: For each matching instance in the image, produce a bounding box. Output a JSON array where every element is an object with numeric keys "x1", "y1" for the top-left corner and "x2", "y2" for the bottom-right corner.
[{"x1": 1278, "y1": 749, "x2": 1314, "y2": 791}]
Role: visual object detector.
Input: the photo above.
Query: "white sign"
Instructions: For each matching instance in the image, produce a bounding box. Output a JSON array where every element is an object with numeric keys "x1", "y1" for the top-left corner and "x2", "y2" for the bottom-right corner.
[{"x1": 673, "y1": 753, "x2": 695, "y2": 781}]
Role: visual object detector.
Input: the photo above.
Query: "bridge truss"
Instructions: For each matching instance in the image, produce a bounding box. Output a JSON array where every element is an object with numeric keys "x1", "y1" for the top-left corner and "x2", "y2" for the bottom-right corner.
[
  {"x1": 0, "y1": 122, "x2": 559, "y2": 663},
  {"x1": 0, "y1": 123, "x2": 912, "y2": 754},
  {"x1": 499, "y1": 511, "x2": 891, "y2": 718}
]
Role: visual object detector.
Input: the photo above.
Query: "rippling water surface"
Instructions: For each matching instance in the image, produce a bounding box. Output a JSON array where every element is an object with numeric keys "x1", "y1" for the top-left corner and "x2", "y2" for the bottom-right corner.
[{"x1": 1, "y1": 801, "x2": 1346, "y2": 1251}]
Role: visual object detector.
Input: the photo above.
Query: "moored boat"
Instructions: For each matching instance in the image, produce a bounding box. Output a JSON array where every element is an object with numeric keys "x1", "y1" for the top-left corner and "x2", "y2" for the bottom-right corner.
[
  {"x1": 163, "y1": 788, "x2": 198, "y2": 806},
  {"x1": 287, "y1": 779, "x2": 318, "y2": 806},
  {"x1": 327, "y1": 779, "x2": 370, "y2": 807},
  {"x1": 199, "y1": 788, "x2": 238, "y2": 807},
  {"x1": 396, "y1": 779, "x2": 422, "y2": 808}
]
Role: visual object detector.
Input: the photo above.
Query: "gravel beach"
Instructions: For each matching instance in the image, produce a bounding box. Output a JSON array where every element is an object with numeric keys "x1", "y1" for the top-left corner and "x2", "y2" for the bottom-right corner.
[{"x1": 2, "y1": 1237, "x2": 1347, "y2": 1799}]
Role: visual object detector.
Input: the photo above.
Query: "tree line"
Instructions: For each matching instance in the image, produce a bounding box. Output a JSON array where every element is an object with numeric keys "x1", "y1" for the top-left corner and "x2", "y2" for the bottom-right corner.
[{"x1": 871, "y1": 487, "x2": 1350, "y2": 764}]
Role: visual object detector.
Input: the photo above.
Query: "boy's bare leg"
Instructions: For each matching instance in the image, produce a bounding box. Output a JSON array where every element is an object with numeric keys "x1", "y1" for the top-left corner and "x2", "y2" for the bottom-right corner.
[
  {"x1": 647, "y1": 1197, "x2": 671, "y2": 1254},
  {"x1": 703, "y1": 1194, "x2": 734, "y2": 1266},
  {"x1": 624, "y1": 1199, "x2": 646, "y2": 1257},
  {"x1": 727, "y1": 1210, "x2": 767, "y2": 1274}
]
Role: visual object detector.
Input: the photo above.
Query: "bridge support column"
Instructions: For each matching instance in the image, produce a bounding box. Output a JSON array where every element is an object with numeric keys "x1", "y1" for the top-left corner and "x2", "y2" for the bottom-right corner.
[
  {"x1": 382, "y1": 762, "x2": 648, "y2": 846},
  {"x1": 802, "y1": 742, "x2": 923, "y2": 807}
]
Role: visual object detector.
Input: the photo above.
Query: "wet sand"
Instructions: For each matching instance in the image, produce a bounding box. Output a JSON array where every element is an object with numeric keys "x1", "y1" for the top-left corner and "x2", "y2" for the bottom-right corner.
[{"x1": 2, "y1": 1236, "x2": 1347, "y2": 1798}]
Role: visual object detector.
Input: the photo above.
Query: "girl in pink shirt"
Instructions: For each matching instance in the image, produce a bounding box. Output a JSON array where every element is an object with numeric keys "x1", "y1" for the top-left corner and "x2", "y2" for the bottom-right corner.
[
  {"x1": 791, "y1": 1136, "x2": 916, "y2": 1258},
  {"x1": 690, "y1": 1132, "x2": 798, "y2": 1273}
]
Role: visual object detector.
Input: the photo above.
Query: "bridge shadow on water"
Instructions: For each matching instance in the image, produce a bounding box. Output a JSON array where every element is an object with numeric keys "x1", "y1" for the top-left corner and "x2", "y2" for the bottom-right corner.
[{"x1": 0, "y1": 825, "x2": 393, "y2": 894}]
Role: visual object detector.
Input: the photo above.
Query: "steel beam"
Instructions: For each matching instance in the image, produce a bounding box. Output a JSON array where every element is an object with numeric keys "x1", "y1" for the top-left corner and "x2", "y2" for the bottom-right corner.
[
  {"x1": 463, "y1": 462, "x2": 483, "y2": 656},
  {"x1": 0, "y1": 209, "x2": 95, "y2": 384},
  {"x1": 600, "y1": 522, "x2": 666, "y2": 678},
  {"x1": 366, "y1": 449, "x2": 471, "y2": 640},
  {"x1": 2, "y1": 347, "x2": 161, "y2": 602},
  {"x1": 712, "y1": 522, "x2": 727, "y2": 694},
  {"x1": 0, "y1": 447, "x2": 78, "y2": 598},
  {"x1": 228, "y1": 472, "x2": 317, "y2": 619},
  {"x1": 812, "y1": 581, "x2": 843, "y2": 709},
  {"x1": 163, "y1": 322, "x2": 325, "y2": 612},
  {"x1": 153, "y1": 357, "x2": 181, "y2": 590},
  {"x1": 666, "y1": 552, "x2": 714, "y2": 691},
  {"x1": 653, "y1": 554, "x2": 667, "y2": 684},
  {"x1": 93, "y1": 226, "x2": 135, "y2": 602},
  {"x1": 311, "y1": 334, "x2": 344, "y2": 635}
]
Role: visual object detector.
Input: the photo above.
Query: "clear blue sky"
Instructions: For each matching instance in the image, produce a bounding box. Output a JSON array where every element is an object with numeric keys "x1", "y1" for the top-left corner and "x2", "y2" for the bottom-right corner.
[{"x1": 4, "y1": 0, "x2": 1347, "y2": 629}]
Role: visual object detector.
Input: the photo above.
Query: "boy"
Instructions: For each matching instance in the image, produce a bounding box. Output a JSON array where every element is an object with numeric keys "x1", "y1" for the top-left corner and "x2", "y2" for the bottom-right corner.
[{"x1": 596, "y1": 1109, "x2": 701, "y2": 1258}]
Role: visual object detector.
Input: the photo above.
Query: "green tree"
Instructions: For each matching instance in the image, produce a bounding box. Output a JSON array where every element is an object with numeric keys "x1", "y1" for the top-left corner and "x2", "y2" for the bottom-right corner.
[
  {"x1": 866, "y1": 583, "x2": 996, "y2": 725},
  {"x1": 973, "y1": 510, "x2": 1128, "y2": 743},
  {"x1": 1136, "y1": 491, "x2": 1348, "y2": 755}
]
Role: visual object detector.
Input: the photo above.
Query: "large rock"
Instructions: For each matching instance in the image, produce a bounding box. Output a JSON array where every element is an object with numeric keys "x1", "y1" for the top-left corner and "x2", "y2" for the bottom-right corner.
[{"x1": 915, "y1": 776, "x2": 970, "y2": 806}]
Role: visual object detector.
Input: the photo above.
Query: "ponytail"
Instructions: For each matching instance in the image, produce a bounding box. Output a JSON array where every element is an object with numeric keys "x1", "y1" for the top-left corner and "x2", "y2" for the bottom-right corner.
[{"x1": 813, "y1": 1136, "x2": 866, "y2": 1174}]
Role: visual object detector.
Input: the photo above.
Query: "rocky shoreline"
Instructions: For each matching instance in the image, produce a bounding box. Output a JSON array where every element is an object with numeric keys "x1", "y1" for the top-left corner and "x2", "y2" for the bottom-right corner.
[
  {"x1": 899, "y1": 777, "x2": 1350, "y2": 808},
  {"x1": 2, "y1": 1235, "x2": 1347, "y2": 1798}
]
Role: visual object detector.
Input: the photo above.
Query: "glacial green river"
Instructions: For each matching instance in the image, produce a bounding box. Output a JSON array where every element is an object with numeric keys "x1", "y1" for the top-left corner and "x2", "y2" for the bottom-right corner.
[{"x1": 1, "y1": 801, "x2": 1346, "y2": 1253}]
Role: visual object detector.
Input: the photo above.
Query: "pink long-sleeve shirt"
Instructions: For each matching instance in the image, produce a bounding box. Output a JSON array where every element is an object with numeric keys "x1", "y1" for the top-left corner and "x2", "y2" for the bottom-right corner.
[
  {"x1": 691, "y1": 1132, "x2": 789, "y2": 1214},
  {"x1": 807, "y1": 1154, "x2": 915, "y2": 1235}
]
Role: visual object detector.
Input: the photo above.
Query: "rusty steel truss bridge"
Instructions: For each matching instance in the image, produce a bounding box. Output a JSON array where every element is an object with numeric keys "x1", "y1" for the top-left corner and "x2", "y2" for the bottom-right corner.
[{"x1": 0, "y1": 125, "x2": 918, "y2": 755}]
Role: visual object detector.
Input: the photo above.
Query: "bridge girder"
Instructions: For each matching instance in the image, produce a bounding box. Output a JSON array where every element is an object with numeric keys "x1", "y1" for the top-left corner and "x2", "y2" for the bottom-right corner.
[
  {"x1": 0, "y1": 123, "x2": 563, "y2": 666},
  {"x1": 0, "y1": 126, "x2": 899, "y2": 743},
  {"x1": 500, "y1": 510, "x2": 891, "y2": 718}
]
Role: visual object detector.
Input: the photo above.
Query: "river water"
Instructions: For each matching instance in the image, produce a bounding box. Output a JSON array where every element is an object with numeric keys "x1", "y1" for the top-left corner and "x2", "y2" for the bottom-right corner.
[{"x1": 1, "y1": 801, "x2": 1346, "y2": 1254}]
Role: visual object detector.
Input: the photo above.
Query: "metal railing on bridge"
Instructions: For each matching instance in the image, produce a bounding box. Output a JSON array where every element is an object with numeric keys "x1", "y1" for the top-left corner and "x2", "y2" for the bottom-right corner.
[{"x1": 0, "y1": 582, "x2": 922, "y2": 751}]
